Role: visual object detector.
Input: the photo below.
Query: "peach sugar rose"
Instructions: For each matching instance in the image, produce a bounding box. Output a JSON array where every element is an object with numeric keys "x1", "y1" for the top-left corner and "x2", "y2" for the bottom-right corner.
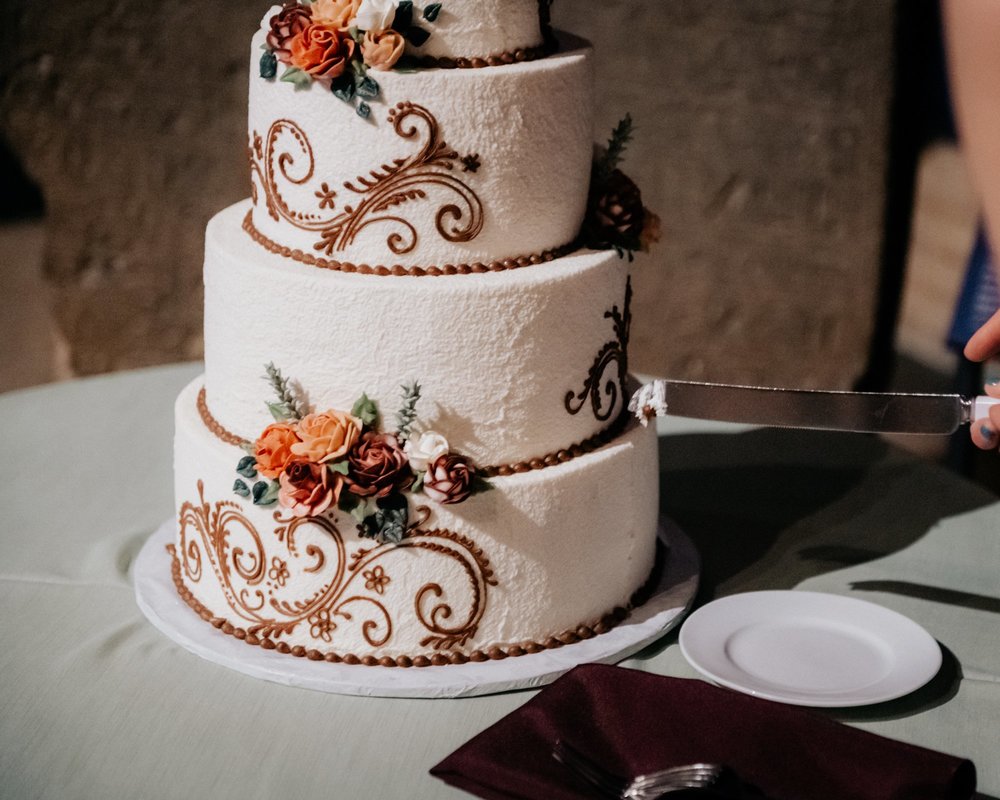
[
  {"x1": 361, "y1": 30, "x2": 405, "y2": 71},
  {"x1": 254, "y1": 423, "x2": 302, "y2": 479},
  {"x1": 290, "y1": 409, "x2": 362, "y2": 463},
  {"x1": 310, "y1": 0, "x2": 362, "y2": 30},
  {"x1": 289, "y1": 23, "x2": 356, "y2": 81}
]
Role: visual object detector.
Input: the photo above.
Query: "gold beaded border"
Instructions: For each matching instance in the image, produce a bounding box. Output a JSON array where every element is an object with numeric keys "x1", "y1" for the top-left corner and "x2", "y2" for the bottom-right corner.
[
  {"x1": 242, "y1": 211, "x2": 577, "y2": 277},
  {"x1": 197, "y1": 386, "x2": 625, "y2": 477},
  {"x1": 416, "y1": 42, "x2": 551, "y2": 70},
  {"x1": 166, "y1": 540, "x2": 664, "y2": 668}
]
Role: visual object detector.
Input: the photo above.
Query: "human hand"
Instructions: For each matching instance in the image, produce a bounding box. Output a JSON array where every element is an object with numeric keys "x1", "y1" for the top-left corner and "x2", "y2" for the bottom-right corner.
[
  {"x1": 970, "y1": 381, "x2": 1000, "y2": 449},
  {"x1": 965, "y1": 310, "x2": 1000, "y2": 449}
]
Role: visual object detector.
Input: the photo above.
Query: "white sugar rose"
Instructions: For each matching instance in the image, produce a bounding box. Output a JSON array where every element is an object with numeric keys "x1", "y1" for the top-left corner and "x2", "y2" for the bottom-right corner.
[
  {"x1": 352, "y1": 0, "x2": 401, "y2": 33},
  {"x1": 628, "y1": 381, "x2": 668, "y2": 427},
  {"x1": 404, "y1": 431, "x2": 450, "y2": 472}
]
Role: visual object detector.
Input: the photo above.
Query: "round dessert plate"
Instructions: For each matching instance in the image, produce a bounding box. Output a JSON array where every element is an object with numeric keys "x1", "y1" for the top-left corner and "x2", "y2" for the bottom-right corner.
[
  {"x1": 134, "y1": 517, "x2": 699, "y2": 698},
  {"x1": 678, "y1": 591, "x2": 942, "y2": 707}
]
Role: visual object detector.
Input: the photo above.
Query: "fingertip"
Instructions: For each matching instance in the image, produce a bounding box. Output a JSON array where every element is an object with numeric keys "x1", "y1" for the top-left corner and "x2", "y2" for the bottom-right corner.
[
  {"x1": 972, "y1": 423, "x2": 997, "y2": 450},
  {"x1": 985, "y1": 380, "x2": 1000, "y2": 398}
]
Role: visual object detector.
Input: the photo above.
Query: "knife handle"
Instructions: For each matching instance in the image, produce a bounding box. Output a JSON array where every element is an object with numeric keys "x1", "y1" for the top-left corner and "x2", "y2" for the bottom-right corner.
[{"x1": 972, "y1": 396, "x2": 1000, "y2": 424}]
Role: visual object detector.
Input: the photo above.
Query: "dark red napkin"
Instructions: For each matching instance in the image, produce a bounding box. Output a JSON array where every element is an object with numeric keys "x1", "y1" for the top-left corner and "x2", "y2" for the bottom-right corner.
[{"x1": 430, "y1": 664, "x2": 975, "y2": 800}]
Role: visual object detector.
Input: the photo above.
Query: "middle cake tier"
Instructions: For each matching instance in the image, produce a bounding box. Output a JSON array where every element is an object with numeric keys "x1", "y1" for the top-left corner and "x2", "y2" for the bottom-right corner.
[{"x1": 204, "y1": 200, "x2": 634, "y2": 467}]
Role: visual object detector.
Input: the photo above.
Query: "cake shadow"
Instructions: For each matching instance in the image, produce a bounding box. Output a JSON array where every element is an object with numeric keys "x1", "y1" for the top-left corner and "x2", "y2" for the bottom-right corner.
[{"x1": 656, "y1": 427, "x2": 995, "y2": 599}]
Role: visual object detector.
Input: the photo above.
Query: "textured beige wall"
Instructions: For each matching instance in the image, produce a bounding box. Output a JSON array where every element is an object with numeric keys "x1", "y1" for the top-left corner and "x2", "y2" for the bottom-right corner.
[
  {"x1": 1, "y1": 1, "x2": 894, "y2": 386},
  {"x1": 559, "y1": 2, "x2": 895, "y2": 387}
]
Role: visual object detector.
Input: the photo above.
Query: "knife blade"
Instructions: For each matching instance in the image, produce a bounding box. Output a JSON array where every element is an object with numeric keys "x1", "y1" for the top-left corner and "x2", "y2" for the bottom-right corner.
[{"x1": 630, "y1": 380, "x2": 1000, "y2": 434}]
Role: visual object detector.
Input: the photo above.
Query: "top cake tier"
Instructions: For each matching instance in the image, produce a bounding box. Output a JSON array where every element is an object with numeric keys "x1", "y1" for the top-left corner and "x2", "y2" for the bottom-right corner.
[
  {"x1": 402, "y1": 0, "x2": 550, "y2": 63},
  {"x1": 248, "y1": 8, "x2": 592, "y2": 272}
]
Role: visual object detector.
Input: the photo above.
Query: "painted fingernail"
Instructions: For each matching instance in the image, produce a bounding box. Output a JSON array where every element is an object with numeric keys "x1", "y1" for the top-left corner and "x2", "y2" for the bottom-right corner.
[
  {"x1": 981, "y1": 425, "x2": 996, "y2": 441},
  {"x1": 989, "y1": 380, "x2": 1000, "y2": 387}
]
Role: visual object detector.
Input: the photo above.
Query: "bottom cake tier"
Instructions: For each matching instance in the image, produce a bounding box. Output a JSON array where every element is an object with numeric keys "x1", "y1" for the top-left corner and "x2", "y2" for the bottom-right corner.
[{"x1": 172, "y1": 376, "x2": 660, "y2": 666}]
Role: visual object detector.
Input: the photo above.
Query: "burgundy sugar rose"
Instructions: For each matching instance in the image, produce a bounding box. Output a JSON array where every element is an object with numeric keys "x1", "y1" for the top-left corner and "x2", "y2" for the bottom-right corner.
[
  {"x1": 279, "y1": 460, "x2": 341, "y2": 518},
  {"x1": 591, "y1": 169, "x2": 645, "y2": 242},
  {"x1": 266, "y1": 4, "x2": 313, "y2": 64},
  {"x1": 423, "y1": 453, "x2": 476, "y2": 505},
  {"x1": 346, "y1": 432, "x2": 413, "y2": 498}
]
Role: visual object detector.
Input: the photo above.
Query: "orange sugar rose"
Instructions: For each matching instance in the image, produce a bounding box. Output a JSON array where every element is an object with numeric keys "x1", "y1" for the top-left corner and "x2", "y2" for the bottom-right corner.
[
  {"x1": 254, "y1": 423, "x2": 302, "y2": 479},
  {"x1": 310, "y1": 0, "x2": 362, "y2": 30},
  {"x1": 290, "y1": 409, "x2": 362, "y2": 463},
  {"x1": 361, "y1": 30, "x2": 405, "y2": 71},
  {"x1": 289, "y1": 24, "x2": 356, "y2": 81}
]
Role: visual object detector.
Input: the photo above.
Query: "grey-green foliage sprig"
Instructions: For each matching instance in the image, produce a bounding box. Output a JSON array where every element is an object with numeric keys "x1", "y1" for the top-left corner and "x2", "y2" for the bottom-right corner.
[
  {"x1": 395, "y1": 381, "x2": 422, "y2": 443},
  {"x1": 594, "y1": 114, "x2": 634, "y2": 185},
  {"x1": 263, "y1": 362, "x2": 309, "y2": 422}
]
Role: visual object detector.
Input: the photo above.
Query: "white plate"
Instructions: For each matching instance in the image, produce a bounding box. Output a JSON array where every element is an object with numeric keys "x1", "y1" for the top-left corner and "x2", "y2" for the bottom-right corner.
[
  {"x1": 679, "y1": 591, "x2": 942, "y2": 707},
  {"x1": 134, "y1": 517, "x2": 699, "y2": 698}
]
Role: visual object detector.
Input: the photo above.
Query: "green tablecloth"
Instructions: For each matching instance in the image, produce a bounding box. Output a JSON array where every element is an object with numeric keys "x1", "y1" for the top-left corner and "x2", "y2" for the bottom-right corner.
[{"x1": 2, "y1": 364, "x2": 999, "y2": 799}]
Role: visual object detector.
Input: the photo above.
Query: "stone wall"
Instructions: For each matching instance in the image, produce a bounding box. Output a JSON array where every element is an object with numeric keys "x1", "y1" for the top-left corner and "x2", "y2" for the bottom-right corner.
[{"x1": 0, "y1": 0, "x2": 894, "y2": 387}]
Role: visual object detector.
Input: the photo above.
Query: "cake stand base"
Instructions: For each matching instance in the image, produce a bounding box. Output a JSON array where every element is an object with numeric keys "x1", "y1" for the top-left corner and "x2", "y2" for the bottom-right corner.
[{"x1": 134, "y1": 517, "x2": 699, "y2": 698}]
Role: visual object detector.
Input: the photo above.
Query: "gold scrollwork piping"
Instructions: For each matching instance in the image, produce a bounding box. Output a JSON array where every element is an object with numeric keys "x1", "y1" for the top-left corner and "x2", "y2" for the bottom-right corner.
[
  {"x1": 248, "y1": 103, "x2": 484, "y2": 259},
  {"x1": 175, "y1": 481, "x2": 497, "y2": 652},
  {"x1": 565, "y1": 275, "x2": 632, "y2": 423},
  {"x1": 167, "y1": 529, "x2": 663, "y2": 668}
]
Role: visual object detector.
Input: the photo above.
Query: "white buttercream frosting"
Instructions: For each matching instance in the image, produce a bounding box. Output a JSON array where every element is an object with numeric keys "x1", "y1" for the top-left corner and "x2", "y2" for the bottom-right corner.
[
  {"x1": 247, "y1": 30, "x2": 593, "y2": 268},
  {"x1": 204, "y1": 201, "x2": 631, "y2": 466},
  {"x1": 173, "y1": 376, "x2": 659, "y2": 659},
  {"x1": 405, "y1": 0, "x2": 546, "y2": 60}
]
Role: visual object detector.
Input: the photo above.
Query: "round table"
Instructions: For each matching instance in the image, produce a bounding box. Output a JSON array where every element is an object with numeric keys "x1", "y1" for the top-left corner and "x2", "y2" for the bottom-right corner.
[{"x1": 3, "y1": 364, "x2": 1000, "y2": 798}]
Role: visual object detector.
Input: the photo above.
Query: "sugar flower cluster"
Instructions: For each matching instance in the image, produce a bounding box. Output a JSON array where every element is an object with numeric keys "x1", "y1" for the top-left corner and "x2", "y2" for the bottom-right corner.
[
  {"x1": 259, "y1": 1, "x2": 443, "y2": 116},
  {"x1": 234, "y1": 365, "x2": 488, "y2": 544}
]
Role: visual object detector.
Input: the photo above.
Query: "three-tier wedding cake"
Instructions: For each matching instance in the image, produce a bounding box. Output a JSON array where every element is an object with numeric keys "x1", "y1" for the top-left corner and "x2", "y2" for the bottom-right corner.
[{"x1": 171, "y1": 0, "x2": 661, "y2": 668}]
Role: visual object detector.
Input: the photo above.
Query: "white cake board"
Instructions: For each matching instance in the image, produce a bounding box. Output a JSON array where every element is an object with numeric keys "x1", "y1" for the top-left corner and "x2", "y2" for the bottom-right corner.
[{"x1": 134, "y1": 517, "x2": 699, "y2": 698}]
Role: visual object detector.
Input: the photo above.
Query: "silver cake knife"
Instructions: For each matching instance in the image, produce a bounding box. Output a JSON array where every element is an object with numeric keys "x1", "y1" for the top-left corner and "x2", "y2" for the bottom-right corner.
[{"x1": 629, "y1": 380, "x2": 1000, "y2": 434}]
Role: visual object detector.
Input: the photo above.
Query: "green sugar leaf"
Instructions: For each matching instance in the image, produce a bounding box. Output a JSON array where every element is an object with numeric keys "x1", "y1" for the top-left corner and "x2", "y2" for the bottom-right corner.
[
  {"x1": 393, "y1": 0, "x2": 414, "y2": 30},
  {"x1": 356, "y1": 75, "x2": 380, "y2": 99},
  {"x1": 236, "y1": 456, "x2": 258, "y2": 479},
  {"x1": 267, "y1": 401, "x2": 294, "y2": 422},
  {"x1": 404, "y1": 25, "x2": 431, "y2": 47},
  {"x1": 280, "y1": 66, "x2": 312, "y2": 89},
  {"x1": 332, "y1": 74, "x2": 356, "y2": 102},
  {"x1": 260, "y1": 51, "x2": 278, "y2": 80},
  {"x1": 352, "y1": 393, "x2": 379, "y2": 427},
  {"x1": 233, "y1": 479, "x2": 251, "y2": 498},
  {"x1": 358, "y1": 494, "x2": 409, "y2": 544},
  {"x1": 357, "y1": 101, "x2": 372, "y2": 119},
  {"x1": 410, "y1": 472, "x2": 425, "y2": 494},
  {"x1": 328, "y1": 460, "x2": 350, "y2": 476},
  {"x1": 252, "y1": 480, "x2": 280, "y2": 506},
  {"x1": 423, "y1": 3, "x2": 442, "y2": 22}
]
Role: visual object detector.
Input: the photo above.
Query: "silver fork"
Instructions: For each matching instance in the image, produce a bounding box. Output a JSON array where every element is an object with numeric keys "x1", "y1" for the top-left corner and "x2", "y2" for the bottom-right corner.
[{"x1": 553, "y1": 739, "x2": 725, "y2": 799}]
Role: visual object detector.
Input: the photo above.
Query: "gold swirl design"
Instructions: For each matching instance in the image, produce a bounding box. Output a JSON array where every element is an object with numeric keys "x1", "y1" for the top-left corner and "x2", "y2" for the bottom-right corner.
[
  {"x1": 166, "y1": 537, "x2": 664, "y2": 668},
  {"x1": 174, "y1": 481, "x2": 497, "y2": 651},
  {"x1": 248, "y1": 103, "x2": 484, "y2": 258},
  {"x1": 565, "y1": 276, "x2": 632, "y2": 423}
]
